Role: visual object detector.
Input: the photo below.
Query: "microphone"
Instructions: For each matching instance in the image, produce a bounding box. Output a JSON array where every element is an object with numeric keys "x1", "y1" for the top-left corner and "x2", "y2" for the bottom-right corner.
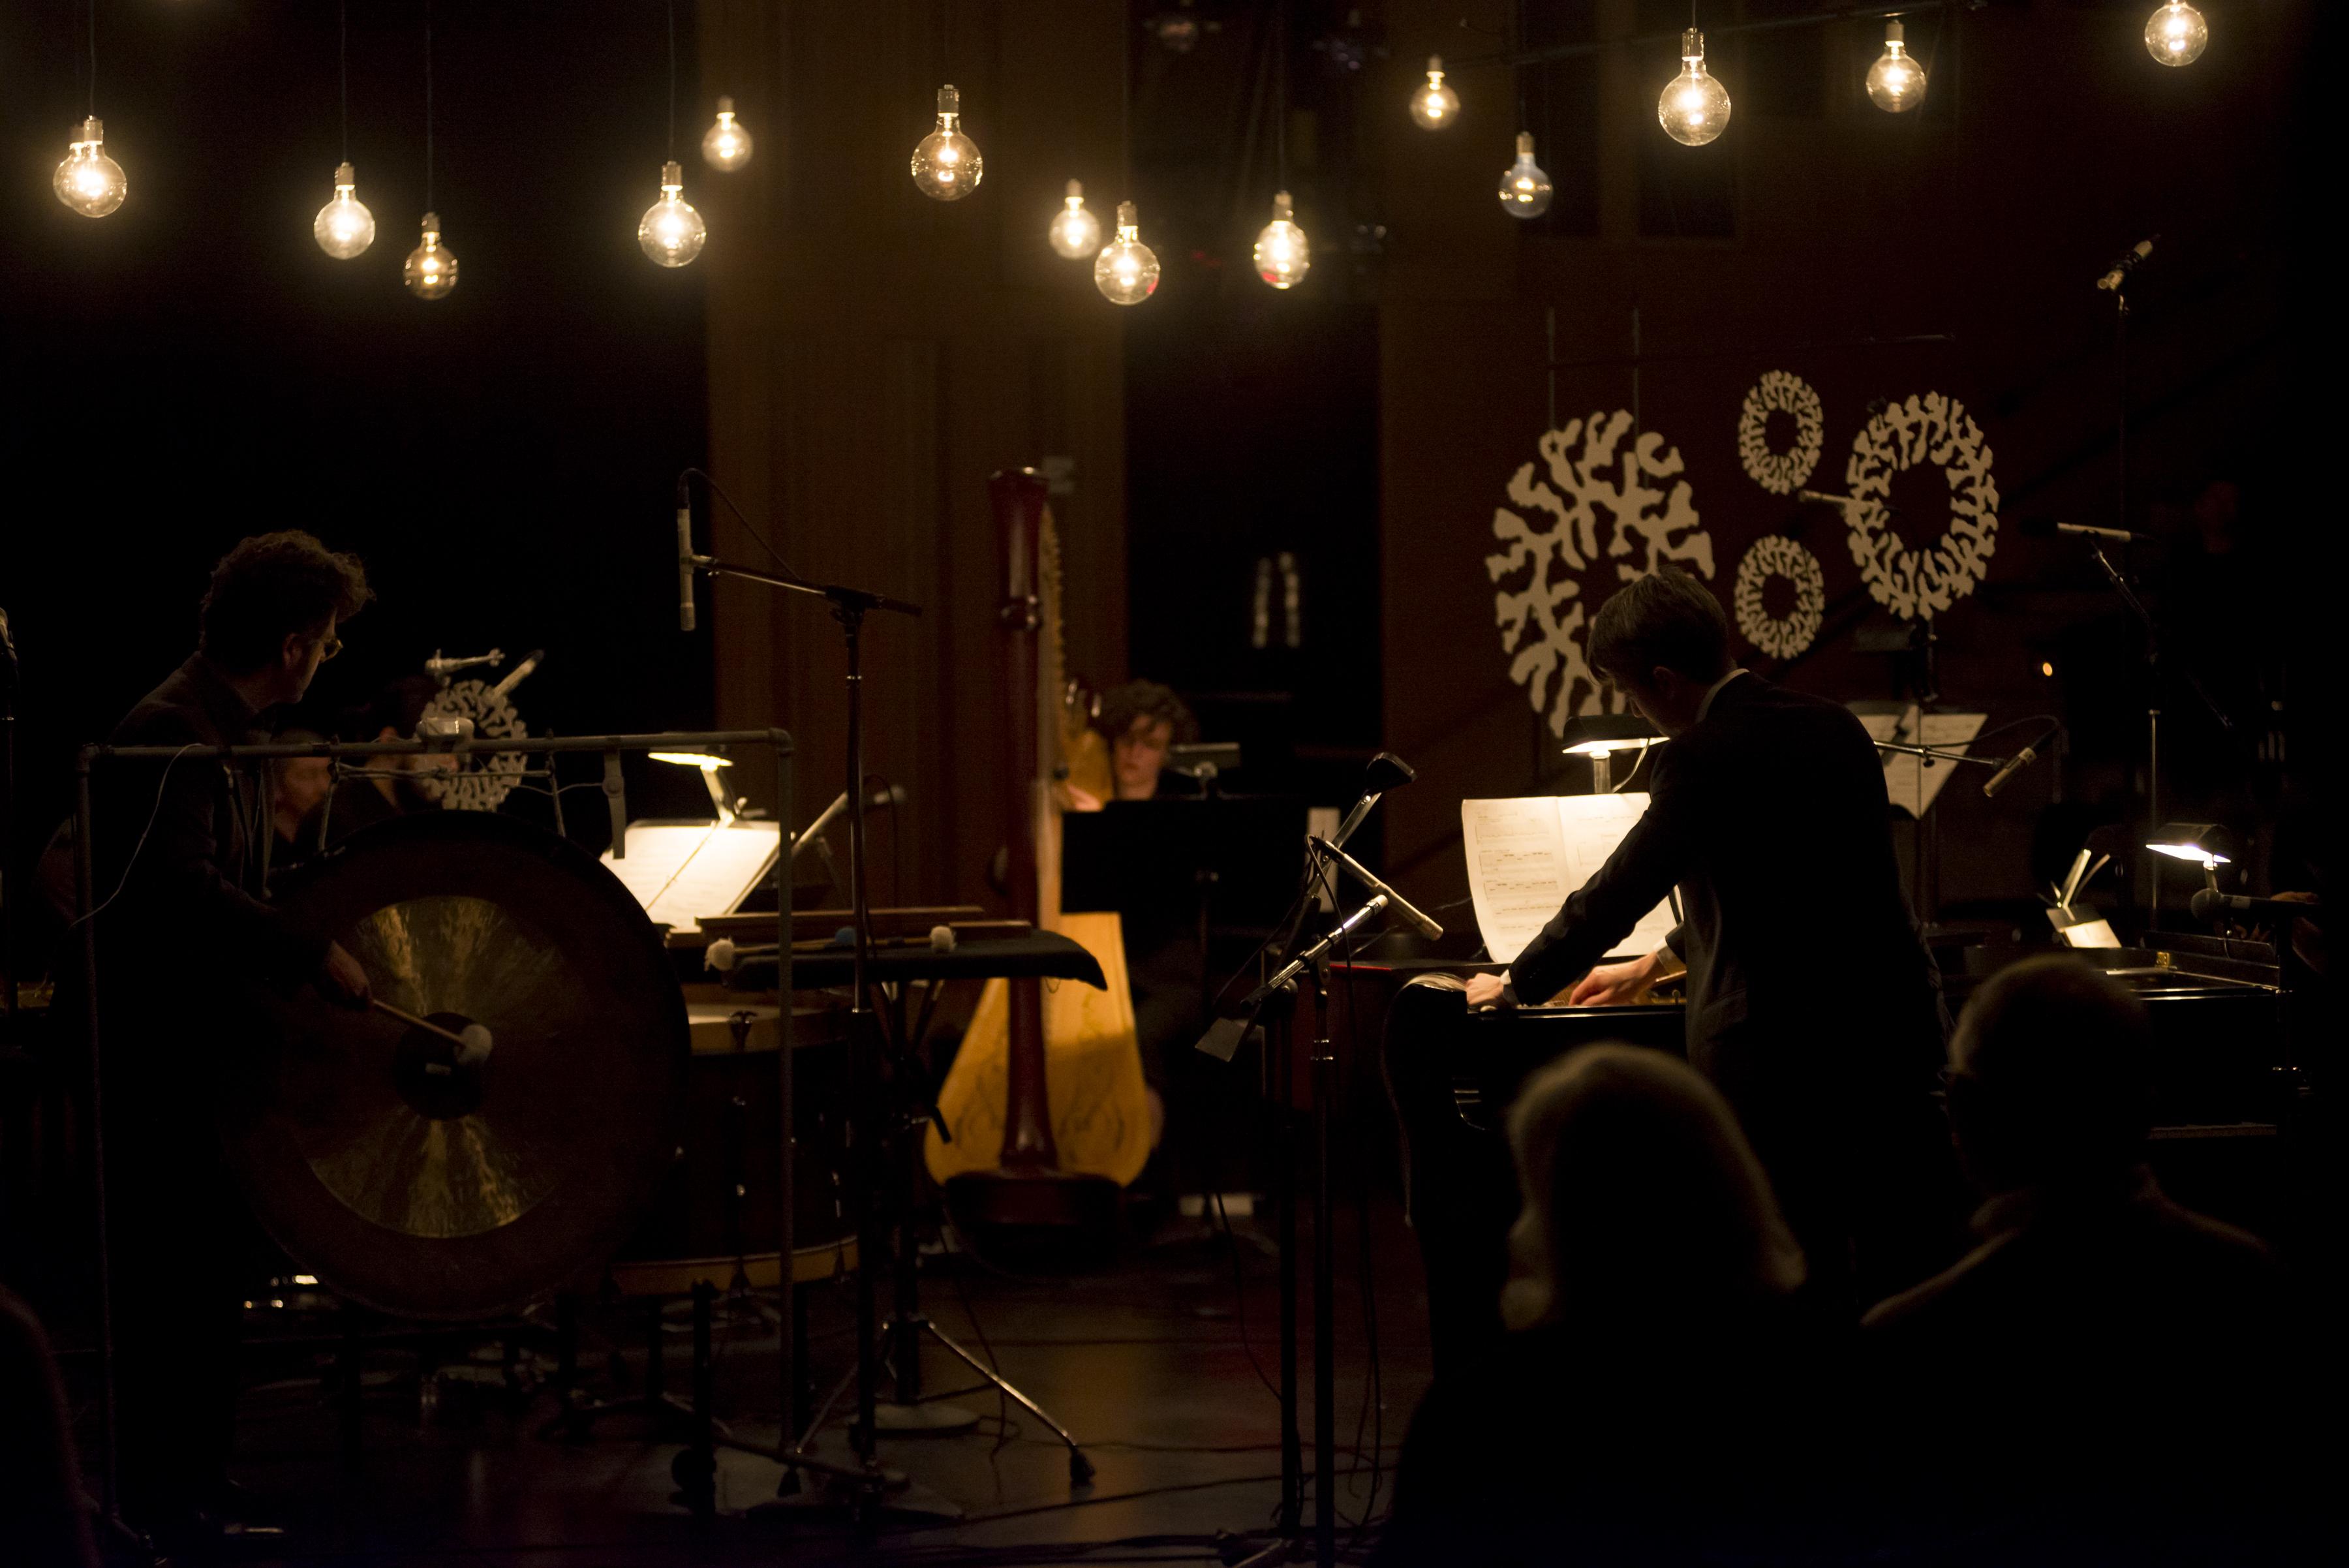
[
  {"x1": 1330, "y1": 751, "x2": 1417, "y2": 851},
  {"x1": 1980, "y1": 745, "x2": 2037, "y2": 799},
  {"x1": 1798, "y1": 488, "x2": 1903, "y2": 517},
  {"x1": 1307, "y1": 835, "x2": 1443, "y2": 941},
  {"x1": 2096, "y1": 236, "x2": 2156, "y2": 292},
  {"x1": 790, "y1": 782, "x2": 907, "y2": 858},
  {"x1": 2017, "y1": 515, "x2": 2150, "y2": 544},
  {"x1": 676, "y1": 497, "x2": 698, "y2": 633},
  {"x1": 2190, "y1": 889, "x2": 2324, "y2": 924}
]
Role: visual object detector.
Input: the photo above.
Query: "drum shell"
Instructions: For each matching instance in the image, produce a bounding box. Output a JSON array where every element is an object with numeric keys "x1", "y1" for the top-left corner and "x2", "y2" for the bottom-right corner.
[{"x1": 617, "y1": 1002, "x2": 853, "y2": 1267}]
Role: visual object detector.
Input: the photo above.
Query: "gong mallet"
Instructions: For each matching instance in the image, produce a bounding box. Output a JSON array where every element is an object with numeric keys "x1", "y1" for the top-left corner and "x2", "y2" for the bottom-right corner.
[{"x1": 369, "y1": 996, "x2": 493, "y2": 1068}]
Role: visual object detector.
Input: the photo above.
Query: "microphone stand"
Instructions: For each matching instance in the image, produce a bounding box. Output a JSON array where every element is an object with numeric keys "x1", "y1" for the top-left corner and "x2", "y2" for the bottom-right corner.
[
  {"x1": 1237, "y1": 884, "x2": 1390, "y2": 1568},
  {"x1": 683, "y1": 549, "x2": 923, "y2": 1513},
  {"x1": 2075, "y1": 542, "x2": 2229, "y2": 927}
]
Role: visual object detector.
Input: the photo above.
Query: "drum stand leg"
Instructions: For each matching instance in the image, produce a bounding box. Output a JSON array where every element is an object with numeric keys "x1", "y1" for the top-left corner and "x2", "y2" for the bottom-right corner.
[{"x1": 544, "y1": 1289, "x2": 737, "y2": 1460}]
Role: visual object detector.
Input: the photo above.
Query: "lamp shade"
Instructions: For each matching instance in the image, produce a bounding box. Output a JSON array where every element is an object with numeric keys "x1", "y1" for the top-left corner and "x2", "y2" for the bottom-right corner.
[
  {"x1": 1559, "y1": 713, "x2": 1666, "y2": 756},
  {"x1": 2145, "y1": 821, "x2": 2238, "y2": 867}
]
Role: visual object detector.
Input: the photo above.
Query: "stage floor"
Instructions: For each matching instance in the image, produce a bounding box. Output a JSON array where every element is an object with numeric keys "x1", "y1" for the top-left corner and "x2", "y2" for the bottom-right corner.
[{"x1": 80, "y1": 1199, "x2": 1434, "y2": 1566}]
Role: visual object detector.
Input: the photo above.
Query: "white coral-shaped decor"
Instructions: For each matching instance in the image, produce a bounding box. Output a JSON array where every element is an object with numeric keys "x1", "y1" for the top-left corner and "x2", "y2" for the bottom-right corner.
[
  {"x1": 1842, "y1": 392, "x2": 2000, "y2": 621},
  {"x1": 1486, "y1": 411, "x2": 1715, "y2": 735},
  {"x1": 1736, "y1": 371, "x2": 1824, "y2": 496},
  {"x1": 1732, "y1": 535, "x2": 1826, "y2": 660}
]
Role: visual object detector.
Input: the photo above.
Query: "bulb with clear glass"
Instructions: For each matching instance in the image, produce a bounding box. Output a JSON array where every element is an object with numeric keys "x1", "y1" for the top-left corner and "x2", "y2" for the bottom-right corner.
[
  {"x1": 639, "y1": 161, "x2": 707, "y2": 267},
  {"x1": 1496, "y1": 132, "x2": 1552, "y2": 220},
  {"x1": 313, "y1": 162, "x2": 377, "y2": 258},
  {"x1": 54, "y1": 116, "x2": 127, "y2": 218},
  {"x1": 2145, "y1": 3, "x2": 2207, "y2": 67},
  {"x1": 1865, "y1": 22, "x2": 1927, "y2": 112},
  {"x1": 1094, "y1": 202, "x2": 1159, "y2": 305},
  {"x1": 1049, "y1": 179, "x2": 1103, "y2": 258},
  {"x1": 404, "y1": 212, "x2": 458, "y2": 299},
  {"x1": 911, "y1": 84, "x2": 983, "y2": 201},
  {"x1": 1409, "y1": 55, "x2": 1460, "y2": 129},
  {"x1": 1659, "y1": 29, "x2": 1732, "y2": 146},
  {"x1": 1252, "y1": 191, "x2": 1310, "y2": 290},
  {"x1": 702, "y1": 96, "x2": 754, "y2": 170}
]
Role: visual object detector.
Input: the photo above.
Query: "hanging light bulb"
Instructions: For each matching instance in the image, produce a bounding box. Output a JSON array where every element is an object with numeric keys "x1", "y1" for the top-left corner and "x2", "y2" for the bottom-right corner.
[
  {"x1": 1094, "y1": 202, "x2": 1159, "y2": 305},
  {"x1": 313, "y1": 162, "x2": 376, "y2": 258},
  {"x1": 911, "y1": 84, "x2": 983, "y2": 201},
  {"x1": 1659, "y1": 29, "x2": 1732, "y2": 146},
  {"x1": 1865, "y1": 22, "x2": 1927, "y2": 112},
  {"x1": 54, "y1": 116, "x2": 127, "y2": 218},
  {"x1": 1252, "y1": 191, "x2": 1310, "y2": 290},
  {"x1": 701, "y1": 95, "x2": 754, "y2": 170},
  {"x1": 639, "y1": 160, "x2": 708, "y2": 267},
  {"x1": 1049, "y1": 179, "x2": 1103, "y2": 258},
  {"x1": 404, "y1": 212, "x2": 458, "y2": 299},
  {"x1": 1496, "y1": 132, "x2": 1552, "y2": 220},
  {"x1": 2144, "y1": 3, "x2": 2207, "y2": 67},
  {"x1": 1409, "y1": 55, "x2": 1460, "y2": 129}
]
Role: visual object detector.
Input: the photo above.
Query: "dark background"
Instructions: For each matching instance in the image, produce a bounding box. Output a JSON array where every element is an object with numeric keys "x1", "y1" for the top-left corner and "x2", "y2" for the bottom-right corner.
[
  {"x1": 1, "y1": 0, "x2": 2330, "y2": 954},
  {"x1": 0, "y1": 0, "x2": 717, "y2": 863}
]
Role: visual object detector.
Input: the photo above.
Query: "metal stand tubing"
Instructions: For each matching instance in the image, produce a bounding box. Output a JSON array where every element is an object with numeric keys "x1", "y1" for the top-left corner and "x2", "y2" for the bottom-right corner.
[
  {"x1": 684, "y1": 1281, "x2": 718, "y2": 1526},
  {"x1": 1311, "y1": 1018, "x2": 1337, "y2": 1568},
  {"x1": 1268, "y1": 985, "x2": 1302, "y2": 1537},
  {"x1": 840, "y1": 604, "x2": 886, "y2": 1484},
  {"x1": 2146, "y1": 705, "x2": 2162, "y2": 926},
  {"x1": 921, "y1": 1317, "x2": 1094, "y2": 1481},
  {"x1": 772, "y1": 733, "x2": 798, "y2": 1470}
]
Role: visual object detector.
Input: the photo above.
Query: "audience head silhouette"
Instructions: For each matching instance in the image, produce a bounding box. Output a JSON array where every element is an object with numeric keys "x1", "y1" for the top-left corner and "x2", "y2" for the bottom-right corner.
[
  {"x1": 1501, "y1": 1043, "x2": 1804, "y2": 1330},
  {"x1": 1946, "y1": 955, "x2": 2151, "y2": 1195}
]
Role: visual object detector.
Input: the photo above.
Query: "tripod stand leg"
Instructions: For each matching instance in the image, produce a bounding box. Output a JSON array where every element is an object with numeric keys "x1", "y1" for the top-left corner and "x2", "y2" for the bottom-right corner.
[{"x1": 921, "y1": 1321, "x2": 1094, "y2": 1486}]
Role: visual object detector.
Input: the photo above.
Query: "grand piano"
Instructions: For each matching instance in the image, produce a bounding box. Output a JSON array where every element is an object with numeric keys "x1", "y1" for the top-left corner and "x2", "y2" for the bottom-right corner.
[{"x1": 1341, "y1": 930, "x2": 2294, "y2": 1372}]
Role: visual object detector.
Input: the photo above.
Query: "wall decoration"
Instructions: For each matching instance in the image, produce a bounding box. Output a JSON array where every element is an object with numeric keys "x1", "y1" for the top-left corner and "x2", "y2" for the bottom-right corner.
[
  {"x1": 1842, "y1": 391, "x2": 1999, "y2": 621},
  {"x1": 1488, "y1": 410, "x2": 1714, "y2": 735},
  {"x1": 1736, "y1": 371, "x2": 1823, "y2": 495},
  {"x1": 1732, "y1": 534, "x2": 1826, "y2": 660}
]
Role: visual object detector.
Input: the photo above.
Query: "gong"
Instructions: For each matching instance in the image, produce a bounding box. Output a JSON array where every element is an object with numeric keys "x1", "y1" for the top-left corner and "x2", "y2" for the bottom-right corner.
[{"x1": 226, "y1": 812, "x2": 689, "y2": 1320}]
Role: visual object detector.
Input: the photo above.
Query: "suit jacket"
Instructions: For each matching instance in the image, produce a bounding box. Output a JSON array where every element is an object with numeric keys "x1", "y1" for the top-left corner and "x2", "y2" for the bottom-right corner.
[
  {"x1": 1508, "y1": 674, "x2": 1944, "y2": 1095},
  {"x1": 95, "y1": 654, "x2": 326, "y2": 1001}
]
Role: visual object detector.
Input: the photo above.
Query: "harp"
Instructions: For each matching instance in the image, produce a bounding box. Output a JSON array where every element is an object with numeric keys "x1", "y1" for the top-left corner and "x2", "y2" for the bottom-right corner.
[{"x1": 925, "y1": 470, "x2": 1150, "y2": 1222}]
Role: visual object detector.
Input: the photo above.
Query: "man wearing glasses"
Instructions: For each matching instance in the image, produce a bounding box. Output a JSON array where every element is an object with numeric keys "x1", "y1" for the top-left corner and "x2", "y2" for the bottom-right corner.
[{"x1": 92, "y1": 530, "x2": 374, "y2": 1543}]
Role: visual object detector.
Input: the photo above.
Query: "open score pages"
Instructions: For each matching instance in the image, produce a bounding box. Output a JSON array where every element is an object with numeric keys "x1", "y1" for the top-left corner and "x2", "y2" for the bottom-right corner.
[{"x1": 1461, "y1": 793, "x2": 1678, "y2": 967}]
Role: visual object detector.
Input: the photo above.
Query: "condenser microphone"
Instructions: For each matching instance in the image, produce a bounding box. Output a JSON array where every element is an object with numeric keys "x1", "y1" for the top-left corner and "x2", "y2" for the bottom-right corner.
[
  {"x1": 2190, "y1": 889, "x2": 2324, "y2": 923},
  {"x1": 1330, "y1": 751, "x2": 1417, "y2": 851},
  {"x1": 2096, "y1": 236, "x2": 2156, "y2": 292},
  {"x1": 1980, "y1": 745, "x2": 2038, "y2": 799},
  {"x1": 1307, "y1": 836, "x2": 1444, "y2": 941},
  {"x1": 676, "y1": 499, "x2": 698, "y2": 633},
  {"x1": 2017, "y1": 515, "x2": 2150, "y2": 544}
]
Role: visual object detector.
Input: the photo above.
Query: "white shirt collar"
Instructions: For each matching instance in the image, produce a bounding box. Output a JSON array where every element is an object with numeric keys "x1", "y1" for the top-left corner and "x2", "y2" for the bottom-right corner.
[{"x1": 1696, "y1": 668, "x2": 1751, "y2": 722}]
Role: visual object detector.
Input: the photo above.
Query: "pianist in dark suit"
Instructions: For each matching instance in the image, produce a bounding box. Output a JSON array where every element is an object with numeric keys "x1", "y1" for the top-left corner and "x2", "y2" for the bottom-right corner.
[{"x1": 1465, "y1": 567, "x2": 1957, "y2": 1308}]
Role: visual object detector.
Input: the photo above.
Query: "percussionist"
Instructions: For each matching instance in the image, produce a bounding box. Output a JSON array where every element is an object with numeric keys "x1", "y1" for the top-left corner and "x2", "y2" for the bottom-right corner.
[{"x1": 87, "y1": 532, "x2": 374, "y2": 1545}]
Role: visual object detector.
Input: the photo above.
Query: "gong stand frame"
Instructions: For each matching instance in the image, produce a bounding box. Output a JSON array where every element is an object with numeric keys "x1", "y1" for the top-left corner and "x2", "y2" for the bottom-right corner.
[
  {"x1": 74, "y1": 726, "x2": 795, "y2": 1542},
  {"x1": 681, "y1": 551, "x2": 934, "y2": 1518}
]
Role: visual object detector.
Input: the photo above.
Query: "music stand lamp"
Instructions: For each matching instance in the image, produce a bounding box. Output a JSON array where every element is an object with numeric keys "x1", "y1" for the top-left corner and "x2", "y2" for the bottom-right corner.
[
  {"x1": 1559, "y1": 713, "x2": 1663, "y2": 793},
  {"x1": 2146, "y1": 822, "x2": 2239, "y2": 898},
  {"x1": 649, "y1": 748, "x2": 743, "y2": 824}
]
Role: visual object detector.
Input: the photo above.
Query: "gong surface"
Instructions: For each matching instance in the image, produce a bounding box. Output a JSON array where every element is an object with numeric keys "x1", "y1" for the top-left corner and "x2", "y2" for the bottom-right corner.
[{"x1": 227, "y1": 812, "x2": 688, "y2": 1319}]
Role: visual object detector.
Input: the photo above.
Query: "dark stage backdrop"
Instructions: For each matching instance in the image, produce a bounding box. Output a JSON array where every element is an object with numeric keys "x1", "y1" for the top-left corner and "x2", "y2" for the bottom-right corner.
[
  {"x1": 1367, "y1": 0, "x2": 2325, "y2": 920},
  {"x1": 0, "y1": 1, "x2": 716, "y2": 876}
]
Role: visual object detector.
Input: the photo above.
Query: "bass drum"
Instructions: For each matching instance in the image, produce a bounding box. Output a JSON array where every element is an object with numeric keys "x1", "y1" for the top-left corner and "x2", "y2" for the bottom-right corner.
[{"x1": 225, "y1": 812, "x2": 688, "y2": 1321}]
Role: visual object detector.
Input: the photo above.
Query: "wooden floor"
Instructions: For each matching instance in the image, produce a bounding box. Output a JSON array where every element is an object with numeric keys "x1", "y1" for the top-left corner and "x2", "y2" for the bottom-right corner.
[{"x1": 87, "y1": 1202, "x2": 1433, "y2": 1566}]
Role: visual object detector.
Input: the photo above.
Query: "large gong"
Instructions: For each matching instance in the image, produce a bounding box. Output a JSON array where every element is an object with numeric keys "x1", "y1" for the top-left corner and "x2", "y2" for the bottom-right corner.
[{"x1": 225, "y1": 812, "x2": 689, "y2": 1320}]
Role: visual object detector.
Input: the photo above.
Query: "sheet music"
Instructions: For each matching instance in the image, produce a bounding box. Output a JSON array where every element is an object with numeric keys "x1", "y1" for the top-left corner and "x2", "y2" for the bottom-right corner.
[
  {"x1": 598, "y1": 819, "x2": 781, "y2": 934},
  {"x1": 1462, "y1": 794, "x2": 1678, "y2": 967},
  {"x1": 1852, "y1": 706, "x2": 1988, "y2": 818}
]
